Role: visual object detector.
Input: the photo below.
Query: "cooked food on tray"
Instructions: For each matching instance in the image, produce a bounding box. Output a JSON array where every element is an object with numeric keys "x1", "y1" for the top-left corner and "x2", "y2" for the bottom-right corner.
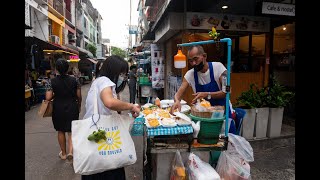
[{"x1": 161, "y1": 118, "x2": 176, "y2": 126}]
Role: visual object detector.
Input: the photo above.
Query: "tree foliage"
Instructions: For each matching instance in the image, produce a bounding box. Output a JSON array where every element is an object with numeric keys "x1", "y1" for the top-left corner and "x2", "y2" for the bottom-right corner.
[
  {"x1": 111, "y1": 46, "x2": 126, "y2": 59},
  {"x1": 86, "y1": 43, "x2": 97, "y2": 57}
]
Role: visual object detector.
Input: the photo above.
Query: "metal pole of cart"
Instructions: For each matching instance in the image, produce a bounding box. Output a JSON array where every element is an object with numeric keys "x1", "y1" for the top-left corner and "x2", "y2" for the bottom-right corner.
[{"x1": 177, "y1": 38, "x2": 232, "y2": 138}]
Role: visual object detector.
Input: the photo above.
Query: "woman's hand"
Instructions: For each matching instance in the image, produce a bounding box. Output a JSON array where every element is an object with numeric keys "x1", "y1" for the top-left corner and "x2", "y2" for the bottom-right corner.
[
  {"x1": 192, "y1": 92, "x2": 208, "y2": 104},
  {"x1": 130, "y1": 104, "x2": 140, "y2": 118}
]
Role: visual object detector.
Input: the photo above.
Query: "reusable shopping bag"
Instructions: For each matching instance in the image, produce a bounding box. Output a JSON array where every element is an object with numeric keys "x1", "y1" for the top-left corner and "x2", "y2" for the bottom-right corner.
[
  {"x1": 38, "y1": 100, "x2": 53, "y2": 117},
  {"x1": 72, "y1": 87, "x2": 137, "y2": 175},
  {"x1": 187, "y1": 153, "x2": 220, "y2": 180},
  {"x1": 170, "y1": 150, "x2": 187, "y2": 180}
]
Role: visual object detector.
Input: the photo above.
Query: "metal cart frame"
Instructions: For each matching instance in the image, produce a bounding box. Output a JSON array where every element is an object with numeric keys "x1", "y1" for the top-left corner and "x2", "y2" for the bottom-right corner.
[{"x1": 142, "y1": 38, "x2": 232, "y2": 180}]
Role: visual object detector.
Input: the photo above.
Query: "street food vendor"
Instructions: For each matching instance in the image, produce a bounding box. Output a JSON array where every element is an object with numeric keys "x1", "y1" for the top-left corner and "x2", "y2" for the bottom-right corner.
[{"x1": 170, "y1": 45, "x2": 236, "y2": 134}]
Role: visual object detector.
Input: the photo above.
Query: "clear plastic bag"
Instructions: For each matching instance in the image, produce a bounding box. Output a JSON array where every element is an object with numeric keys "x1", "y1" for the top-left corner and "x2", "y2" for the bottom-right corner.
[
  {"x1": 170, "y1": 150, "x2": 187, "y2": 180},
  {"x1": 227, "y1": 133, "x2": 254, "y2": 162},
  {"x1": 187, "y1": 153, "x2": 220, "y2": 180},
  {"x1": 216, "y1": 152, "x2": 251, "y2": 180}
]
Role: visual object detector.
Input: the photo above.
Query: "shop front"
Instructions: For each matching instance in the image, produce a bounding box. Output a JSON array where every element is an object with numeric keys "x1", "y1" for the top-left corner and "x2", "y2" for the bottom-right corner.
[{"x1": 153, "y1": 12, "x2": 271, "y2": 105}]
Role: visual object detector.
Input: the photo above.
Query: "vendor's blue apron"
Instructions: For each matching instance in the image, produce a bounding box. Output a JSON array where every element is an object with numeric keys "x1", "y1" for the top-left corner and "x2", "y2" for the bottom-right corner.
[{"x1": 194, "y1": 62, "x2": 236, "y2": 134}]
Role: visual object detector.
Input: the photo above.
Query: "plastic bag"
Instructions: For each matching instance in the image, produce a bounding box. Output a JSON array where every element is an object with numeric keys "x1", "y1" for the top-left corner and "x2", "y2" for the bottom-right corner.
[
  {"x1": 216, "y1": 152, "x2": 251, "y2": 180},
  {"x1": 228, "y1": 133, "x2": 254, "y2": 162},
  {"x1": 187, "y1": 153, "x2": 220, "y2": 180},
  {"x1": 191, "y1": 121, "x2": 201, "y2": 138},
  {"x1": 170, "y1": 150, "x2": 187, "y2": 180}
]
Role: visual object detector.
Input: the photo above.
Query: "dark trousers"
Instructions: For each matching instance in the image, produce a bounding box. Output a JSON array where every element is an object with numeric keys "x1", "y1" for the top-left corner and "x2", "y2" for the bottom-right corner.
[{"x1": 129, "y1": 83, "x2": 136, "y2": 104}]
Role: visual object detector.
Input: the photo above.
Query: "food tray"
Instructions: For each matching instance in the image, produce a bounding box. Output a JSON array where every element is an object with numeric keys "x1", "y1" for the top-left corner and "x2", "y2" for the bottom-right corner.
[{"x1": 145, "y1": 119, "x2": 161, "y2": 128}]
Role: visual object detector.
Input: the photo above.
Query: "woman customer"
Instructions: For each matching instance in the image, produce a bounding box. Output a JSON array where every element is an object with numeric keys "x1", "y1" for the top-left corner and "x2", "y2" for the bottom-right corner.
[
  {"x1": 45, "y1": 58, "x2": 82, "y2": 161},
  {"x1": 82, "y1": 55, "x2": 140, "y2": 180}
]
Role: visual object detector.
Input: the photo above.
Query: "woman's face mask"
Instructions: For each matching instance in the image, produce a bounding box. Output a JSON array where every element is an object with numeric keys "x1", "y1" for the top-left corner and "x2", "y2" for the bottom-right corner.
[
  {"x1": 117, "y1": 76, "x2": 124, "y2": 87},
  {"x1": 117, "y1": 73, "x2": 127, "y2": 87}
]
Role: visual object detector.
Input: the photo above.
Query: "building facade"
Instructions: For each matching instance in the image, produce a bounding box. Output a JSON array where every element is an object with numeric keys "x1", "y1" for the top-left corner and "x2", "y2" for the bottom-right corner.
[{"x1": 137, "y1": 0, "x2": 295, "y2": 105}]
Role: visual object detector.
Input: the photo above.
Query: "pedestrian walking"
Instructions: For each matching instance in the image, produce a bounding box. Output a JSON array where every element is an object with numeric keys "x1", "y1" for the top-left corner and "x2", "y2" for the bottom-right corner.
[
  {"x1": 128, "y1": 66, "x2": 137, "y2": 104},
  {"x1": 45, "y1": 58, "x2": 82, "y2": 161}
]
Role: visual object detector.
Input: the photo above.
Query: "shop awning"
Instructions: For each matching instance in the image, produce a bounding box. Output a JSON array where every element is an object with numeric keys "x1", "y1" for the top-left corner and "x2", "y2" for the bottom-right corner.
[
  {"x1": 77, "y1": 46, "x2": 94, "y2": 58},
  {"x1": 87, "y1": 58, "x2": 97, "y2": 64},
  {"x1": 62, "y1": 44, "x2": 79, "y2": 55}
]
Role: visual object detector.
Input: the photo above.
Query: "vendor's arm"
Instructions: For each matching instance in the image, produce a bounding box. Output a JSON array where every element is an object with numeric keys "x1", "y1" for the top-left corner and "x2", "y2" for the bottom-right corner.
[
  {"x1": 191, "y1": 70, "x2": 227, "y2": 104},
  {"x1": 101, "y1": 87, "x2": 140, "y2": 117},
  {"x1": 170, "y1": 78, "x2": 189, "y2": 113}
]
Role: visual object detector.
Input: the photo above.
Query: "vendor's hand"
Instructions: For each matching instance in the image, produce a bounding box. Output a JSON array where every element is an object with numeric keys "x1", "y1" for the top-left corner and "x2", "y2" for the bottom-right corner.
[
  {"x1": 192, "y1": 92, "x2": 208, "y2": 104},
  {"x1": 130, "y1": 104, "x2": 140, "y2": 118},
  {"x1": 170, "y1": 101, "x2": 181, "y2": 114}
]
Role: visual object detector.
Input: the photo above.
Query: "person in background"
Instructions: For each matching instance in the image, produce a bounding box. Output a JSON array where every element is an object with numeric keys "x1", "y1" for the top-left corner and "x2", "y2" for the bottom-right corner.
[
  {"x1": 45, "y1": 58, "x2": 82, "y2": 161},
  {"x1": 82, "y1": 55, "x2": 140, "y2": 180},
  {"x1": 170, "y1": 45, "x2": 236, "y2": 134},
  {"x1": 128, "y1": 66, "x2": 137, "y2": 104}
]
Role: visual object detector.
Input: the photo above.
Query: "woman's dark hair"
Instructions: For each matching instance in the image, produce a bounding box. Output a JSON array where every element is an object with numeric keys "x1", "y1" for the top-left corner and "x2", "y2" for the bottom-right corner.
[
  {"x1": 99, "y1": 55, "x2": 128, "y2": 93},
  {"x1": 55, "y1": 58, "x2": 69, "y2": 76},
  {"x1": 95, "y1": 60, "x2": 103, "y2": 77}
]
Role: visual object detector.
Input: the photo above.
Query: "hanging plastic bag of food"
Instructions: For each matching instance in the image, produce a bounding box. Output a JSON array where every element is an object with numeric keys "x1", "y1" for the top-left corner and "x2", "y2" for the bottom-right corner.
[
  {"x1": 170, "y1": 150, "x2": 187, "y2": 180},
  {"x1": 187, "y1": 153, "x2": 220, "y2": 180}
]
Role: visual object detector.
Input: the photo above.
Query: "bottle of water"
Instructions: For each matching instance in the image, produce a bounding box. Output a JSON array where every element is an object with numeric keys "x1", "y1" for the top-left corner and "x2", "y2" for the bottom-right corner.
[{"x1": 222, "y1": 74, "x2": 227, "y2": 93}]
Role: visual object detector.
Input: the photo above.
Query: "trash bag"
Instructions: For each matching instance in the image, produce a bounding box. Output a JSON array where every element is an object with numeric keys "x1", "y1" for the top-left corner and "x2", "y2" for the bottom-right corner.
[
  {"x1": 170, "y1": 150, "x2": 187, "y2": 180},
  {"x1": 228, "y1": 133, "x2": 254, "y2": 162},
  {"x1": 187, "y1": 153, "x2": 220, "y2": 180},
  {"x1": 216, "y1": 151, "x2": 251, "y2": 180}
]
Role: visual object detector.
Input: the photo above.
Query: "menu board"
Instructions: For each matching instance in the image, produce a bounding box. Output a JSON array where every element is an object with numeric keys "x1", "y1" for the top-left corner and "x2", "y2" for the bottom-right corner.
[
  {"x1": 186, "y1": 12, "x2": 270, "y2": 32},
  {"x1": 151, "y1": 44, "x2": 165, "y2": 88}
]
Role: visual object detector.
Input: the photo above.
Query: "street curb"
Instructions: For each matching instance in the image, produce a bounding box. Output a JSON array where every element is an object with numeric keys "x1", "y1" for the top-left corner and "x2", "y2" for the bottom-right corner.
[{"x1": 248, "y1": 135, "x2": 295, "y2": 150}]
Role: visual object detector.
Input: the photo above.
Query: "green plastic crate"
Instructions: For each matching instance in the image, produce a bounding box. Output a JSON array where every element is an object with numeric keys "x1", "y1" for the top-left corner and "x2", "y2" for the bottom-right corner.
[{"x1": 189, "y1": 114, "x2": 225, "y2": 144}]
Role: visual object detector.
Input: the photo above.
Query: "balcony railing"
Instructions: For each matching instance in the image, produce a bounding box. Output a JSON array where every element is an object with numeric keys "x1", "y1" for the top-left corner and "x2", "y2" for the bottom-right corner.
[
  {"x1": 49, "y1": 0, "x2": 64, "y2": 16},
  {"x1": 65, "y1": 8, "x2": 72, "y2": 23}
]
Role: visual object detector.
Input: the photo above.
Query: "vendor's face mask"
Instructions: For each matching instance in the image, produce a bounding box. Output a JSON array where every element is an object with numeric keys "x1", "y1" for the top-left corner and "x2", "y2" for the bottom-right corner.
[{"x1": 194, "y1": 61, "x2": 204, "y2": 72}]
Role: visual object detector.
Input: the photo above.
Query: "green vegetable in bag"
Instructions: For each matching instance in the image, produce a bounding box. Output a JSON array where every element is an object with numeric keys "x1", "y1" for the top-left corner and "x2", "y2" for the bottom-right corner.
[{"x1": 87, "y1": 129, "x2": 107, "y2": 143}]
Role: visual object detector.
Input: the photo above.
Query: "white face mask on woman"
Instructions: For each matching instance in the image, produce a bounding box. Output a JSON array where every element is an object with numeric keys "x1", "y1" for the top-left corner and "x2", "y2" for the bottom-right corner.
[{"x1": 117, "y1": 76, "x2": 124, "y2": 87}]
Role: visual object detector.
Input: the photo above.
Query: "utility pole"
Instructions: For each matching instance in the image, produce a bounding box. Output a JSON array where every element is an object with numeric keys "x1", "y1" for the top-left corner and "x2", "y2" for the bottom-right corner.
[{"x1": 128, "y1": 0, "x2": 132, "y2": 49}]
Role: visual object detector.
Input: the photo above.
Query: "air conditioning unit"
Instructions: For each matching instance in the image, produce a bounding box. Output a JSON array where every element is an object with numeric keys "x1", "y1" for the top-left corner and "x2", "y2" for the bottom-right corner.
[
  {"x1": 68, "y1": 34, "x2": 76, "y2": 40},
  {"x1": 51, "y1": 35, "x2": 60, "y2": 44}
]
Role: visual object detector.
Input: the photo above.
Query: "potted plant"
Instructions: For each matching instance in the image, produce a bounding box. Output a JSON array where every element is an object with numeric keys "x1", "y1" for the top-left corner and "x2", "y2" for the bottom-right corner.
[
  {"x1": 236, "y1": 84, "x2": 261, "y2": 140},
  {"x1": 254, "y1": 86, "x2": 269, "y2": 139},
  {"x1": 265, "y1": 77, "x2": 295, "y2": 138}
]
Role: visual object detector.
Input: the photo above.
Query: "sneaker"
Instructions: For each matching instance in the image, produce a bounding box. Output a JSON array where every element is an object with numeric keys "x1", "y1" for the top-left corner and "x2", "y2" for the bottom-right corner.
[{"x1": 59, "y1": 151, "x2": 67, "y2": 160}]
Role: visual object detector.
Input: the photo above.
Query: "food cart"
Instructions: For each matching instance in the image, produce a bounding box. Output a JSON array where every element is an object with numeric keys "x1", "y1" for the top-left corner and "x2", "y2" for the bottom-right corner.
[{"x1": 133, "y1": 38, "x2": 233, "y2": 180}]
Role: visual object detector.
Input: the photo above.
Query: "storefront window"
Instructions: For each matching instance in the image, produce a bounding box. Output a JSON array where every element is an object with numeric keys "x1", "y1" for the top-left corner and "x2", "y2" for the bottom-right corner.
[
  {"x1": 236, "y1": 35, "x2": 250, "y2": 72},
  {"x1": 272, "y1": 22, "x2": 295, "y2": 88},
  {"x1": 252, "y1": 33, "x2": 266, "y2": 72}
]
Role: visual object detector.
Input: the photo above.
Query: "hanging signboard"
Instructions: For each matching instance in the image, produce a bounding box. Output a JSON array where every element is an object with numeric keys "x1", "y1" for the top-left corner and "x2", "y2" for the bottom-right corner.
[
  {"x1": 262, "y1": 2, "x2": 295, "y2": 16},
  {"x1": 129, "y1": 25, "x2": 138, "y2": 34},
  {"x1": 151, "y1": 44, "x2": 165, "y2": 88},
  {"x1": 186, "y1": 12, "x2": 270, "y2": 32}
]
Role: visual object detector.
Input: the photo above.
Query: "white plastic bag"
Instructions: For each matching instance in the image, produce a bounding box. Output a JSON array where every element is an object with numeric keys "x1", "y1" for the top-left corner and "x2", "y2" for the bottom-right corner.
[
  {"x1": 72, "y1": 87, "x2": 137, "y2": 175},
  {"x1": 228, "y1": 133, "x2": 254, "y2": 162},
  {"x1": 216, "y1": 152, "x2": 251, "y2": 180},
  {"x1": 170, "y1": 150, "x2": 187, "y2": 180},
  {"x1": 187, "y1": 153, "x2": 220, "y2": 180}
]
